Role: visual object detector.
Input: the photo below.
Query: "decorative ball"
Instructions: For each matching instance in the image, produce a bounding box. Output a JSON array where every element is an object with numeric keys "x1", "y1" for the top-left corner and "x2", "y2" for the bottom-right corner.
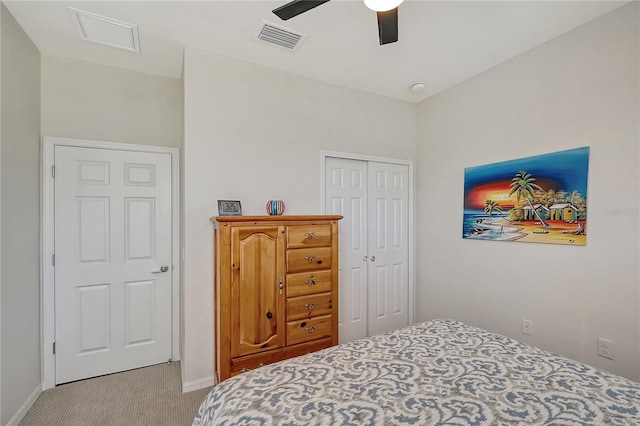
[{"x1": 266, "y1": 200, "x2": 285, "y2": 215}]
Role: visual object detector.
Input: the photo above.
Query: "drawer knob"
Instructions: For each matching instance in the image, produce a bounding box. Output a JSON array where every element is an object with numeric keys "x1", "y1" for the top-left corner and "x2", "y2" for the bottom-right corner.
[
  {"x1": 304, "y1": 256, "x2": 317, "y2": 263},
  {"x1": 304, "y1": 232, "x2": 317, "y2": 239},
  {"x1": 304, "y1": 302, "x2": 317, "y2": 310},
  {"x1": 305, "y1": 279, "x2": 316, "y2": 286},
  {"x1": 304, "y1": 325, "x2": 317, "y2": 333},
  {"x1": 266, "y1": 311, "x2": 273, "y2": 319}
]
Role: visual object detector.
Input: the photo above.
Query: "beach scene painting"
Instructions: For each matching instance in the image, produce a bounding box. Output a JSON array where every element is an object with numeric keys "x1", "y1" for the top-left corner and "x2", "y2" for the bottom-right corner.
[{"x1": 463, "y1": 147, "x2": 589, "y2": 245}]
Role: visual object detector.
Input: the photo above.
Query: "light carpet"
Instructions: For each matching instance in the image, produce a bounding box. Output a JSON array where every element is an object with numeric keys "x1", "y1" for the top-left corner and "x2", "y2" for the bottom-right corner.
[{"x1": 20, "y1": 362, "x2": 212, "y2": 426}]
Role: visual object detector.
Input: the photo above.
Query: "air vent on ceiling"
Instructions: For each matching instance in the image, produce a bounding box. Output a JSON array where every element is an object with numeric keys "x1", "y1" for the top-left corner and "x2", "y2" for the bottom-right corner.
[
  {"x1": 256, "y1": 21, "x2": 307, "y2": 51},
  {"x1": 69, "y1": 7, "x2": 140, "y2": 53}
]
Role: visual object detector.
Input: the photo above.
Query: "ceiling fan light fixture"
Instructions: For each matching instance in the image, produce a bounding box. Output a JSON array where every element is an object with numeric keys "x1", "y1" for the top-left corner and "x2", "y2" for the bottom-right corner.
[{"x1": 364, "y1": 0, "x2": 404, "y2": 12}]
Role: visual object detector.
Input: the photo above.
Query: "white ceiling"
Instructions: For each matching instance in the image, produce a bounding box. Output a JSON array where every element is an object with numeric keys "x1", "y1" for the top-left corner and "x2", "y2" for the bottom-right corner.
[{"x1": 3, "y1": 0, "x2": 628, "y2": 103}]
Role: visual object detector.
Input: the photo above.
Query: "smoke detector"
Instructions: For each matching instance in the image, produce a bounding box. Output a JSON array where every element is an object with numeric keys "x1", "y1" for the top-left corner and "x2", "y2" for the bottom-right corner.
[{"x1": 411, "y1": 82, "x2": 425, "y2": 93}]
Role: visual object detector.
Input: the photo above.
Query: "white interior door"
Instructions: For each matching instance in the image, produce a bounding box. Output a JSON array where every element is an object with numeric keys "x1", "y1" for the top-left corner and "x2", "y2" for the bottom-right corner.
[
  {"x1": 366, "y1": 161, "x2": 409, "y2": 336},
  {"x1": 325, "y1": 157, "x2": 368, "y2": 343},
  {"x1": 325, "y1": 156, "x2": 409, "y2": 343},
  {"x1": 54, "y1": 145, "x2": 172, "y2": 384}
]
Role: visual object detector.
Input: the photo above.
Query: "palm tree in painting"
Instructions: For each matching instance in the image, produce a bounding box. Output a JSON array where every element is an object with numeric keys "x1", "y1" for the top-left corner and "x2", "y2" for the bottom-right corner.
[
  {"x1": 509, "y1": 170, "x2": 551, "y2": 228},
  {"x1": 485, "y1": 199, "x2": 514, "y2": 224},
  {"x1": 484, "y1": 199, "x2": 502, "y2": 218},
  {"x1": 543, "y1": 189, "x2": 557, "y2": 206},
  {"x1": 509, "y1": 207, "x2": 523, "y2": 222},
  {"x1": 555, "y1": 190, "x2": 568, "y2": 204},
  {"x1": 566, "y1": 190, "x2": 587, "y2": 220},
  {"x1": 566, "y1": 190, "x2": 585, "y2": 206}
]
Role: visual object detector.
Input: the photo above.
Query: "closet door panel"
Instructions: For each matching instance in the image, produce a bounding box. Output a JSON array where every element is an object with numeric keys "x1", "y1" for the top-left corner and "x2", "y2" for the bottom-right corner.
[
  {"x1": 367, "y1": 162, "x2": 409, "y2": 336},
  {"x1": 325, "y1": 157, "x2": 368, "y2": 343}
]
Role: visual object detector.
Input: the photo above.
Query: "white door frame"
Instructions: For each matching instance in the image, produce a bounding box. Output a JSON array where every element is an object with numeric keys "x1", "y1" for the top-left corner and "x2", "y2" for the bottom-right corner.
[
  {"x1": 320, "y1": 150, "x2": 416, "y2": 327},
  {"x1": 41, "y1": 136, "x2": 181, "y2": 390}
]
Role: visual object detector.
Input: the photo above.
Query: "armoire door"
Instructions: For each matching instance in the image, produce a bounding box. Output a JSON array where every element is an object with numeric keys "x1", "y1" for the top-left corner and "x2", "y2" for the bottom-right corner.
[
  {"x1": 230, "y1": 226, "x2": 286, "y2": 357},
  {"x1": 325, "y1": 156, "x2": 410, "y2": 343}
]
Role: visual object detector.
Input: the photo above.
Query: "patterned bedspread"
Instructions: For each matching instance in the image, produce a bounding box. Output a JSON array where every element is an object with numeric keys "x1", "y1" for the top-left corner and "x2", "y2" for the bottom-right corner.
[{"x1": 193, "y1": 319, "x2": 640, "y2": 425}]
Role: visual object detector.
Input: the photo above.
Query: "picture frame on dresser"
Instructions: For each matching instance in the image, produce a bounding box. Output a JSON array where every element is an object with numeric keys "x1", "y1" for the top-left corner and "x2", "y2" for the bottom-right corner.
[{"x1": 217, "y1": 200, "x2": 242, "y2": 216}]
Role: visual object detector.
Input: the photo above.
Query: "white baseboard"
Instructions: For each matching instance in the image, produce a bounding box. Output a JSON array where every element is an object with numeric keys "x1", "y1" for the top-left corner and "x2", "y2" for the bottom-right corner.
[
  {"x1": 182, "y1": 375, "x2": 216, "y2": 393},
  {"x1": 7, "y1": 383, "x2": 42, "y2": 426}
]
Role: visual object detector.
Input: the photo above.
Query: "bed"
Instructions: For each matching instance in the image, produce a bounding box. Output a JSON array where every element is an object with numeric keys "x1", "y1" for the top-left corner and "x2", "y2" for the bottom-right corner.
[{"x1": 193, "y1": 319, "x2": 640, "y2": 425}]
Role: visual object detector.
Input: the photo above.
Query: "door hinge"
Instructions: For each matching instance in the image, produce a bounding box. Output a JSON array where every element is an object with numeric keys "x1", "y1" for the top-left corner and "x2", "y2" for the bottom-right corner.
[
  {"x1": 51, "y1": 165, "x2": 55, "y2": 178},
  {"x1": 52, "y1": 254, "x2": 55, "y2": 266},
  {"x1": 53, "y1": 342, "x2": 56, "y2": 354}
]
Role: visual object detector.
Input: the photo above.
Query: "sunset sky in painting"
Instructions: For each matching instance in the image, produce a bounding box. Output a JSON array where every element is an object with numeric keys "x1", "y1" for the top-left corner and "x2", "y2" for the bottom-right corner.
[
  {"x1": 463, "y1": 148, "x2": 589, "y2": 211},
  {"x1": 465, "y1": 178, "x2": 559, "y2": 210}
]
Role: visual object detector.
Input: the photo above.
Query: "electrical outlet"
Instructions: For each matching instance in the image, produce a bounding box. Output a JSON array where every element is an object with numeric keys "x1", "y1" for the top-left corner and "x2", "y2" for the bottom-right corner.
[
  {"x1": 522, "y1": 319, "x2": 532, "y2": 335},
  {"x1": 597, "y1": 337, "x2": 614, "y2": 359}
]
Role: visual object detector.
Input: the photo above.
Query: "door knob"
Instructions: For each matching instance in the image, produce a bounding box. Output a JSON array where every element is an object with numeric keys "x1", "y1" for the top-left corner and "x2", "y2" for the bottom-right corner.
[{"x1": 152, "y1": 265, "x2": 169, "y2": 274}]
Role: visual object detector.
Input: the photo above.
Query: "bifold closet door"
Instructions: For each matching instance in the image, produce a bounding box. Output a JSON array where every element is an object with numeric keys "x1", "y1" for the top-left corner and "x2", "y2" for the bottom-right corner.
[
  {"x1": 366, "y1": 161, "x2": 409, "y2": 337},
  {"x1": 325, "y1": 157, "x2": 409, "y2": 343},
  {"x1": 325, "y1": 157, "x2": 369, "y2": 343}
]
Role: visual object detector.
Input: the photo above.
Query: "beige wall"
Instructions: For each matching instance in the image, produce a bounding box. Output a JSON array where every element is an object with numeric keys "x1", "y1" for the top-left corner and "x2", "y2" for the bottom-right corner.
[
  {"x1": 182, "y1": 49, "x2": 416, "y2": 385},
  {"x1": 416, "y1": 3, "x2": 639, "y2": 380},
  {"x1": 41, "y1": 55, "x2": 182, "y2": 148},
  {"x1": 1, "y1": 4, "x2": 4, "y2": 422},
  {"x1": 2, "y1": 0, "x2": 637, "y2": 407},
  {"x1": 0, "y1": 7, "x2": 6, "y2": 424},
  {"x1": 1, "y1": 4, "x2": 41, "y2": 424},
  {"x1": 41, "y1": 53, "x2": 185, "y2": 389}
]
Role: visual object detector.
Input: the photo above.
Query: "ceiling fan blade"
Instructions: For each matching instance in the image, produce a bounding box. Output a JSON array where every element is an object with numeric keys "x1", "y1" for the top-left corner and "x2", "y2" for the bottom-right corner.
[
  {"x1": 377, "y1": 7, "x2": 398, "y2": 45},
  {"x1": 273, "y1": 0, "x2": 331, "y2": 20}
]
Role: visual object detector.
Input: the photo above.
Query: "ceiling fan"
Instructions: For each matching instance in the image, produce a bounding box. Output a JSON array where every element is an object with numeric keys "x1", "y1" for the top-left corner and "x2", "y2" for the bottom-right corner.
[{"x1": 272, "y1": 0, "x2": 404, "y2": 45}]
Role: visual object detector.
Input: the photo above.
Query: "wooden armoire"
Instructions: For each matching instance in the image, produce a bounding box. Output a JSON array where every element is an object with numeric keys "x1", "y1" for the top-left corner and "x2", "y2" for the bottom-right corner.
[{"x1": 212, "y1": 215, "x2": 342, "y2": 381}]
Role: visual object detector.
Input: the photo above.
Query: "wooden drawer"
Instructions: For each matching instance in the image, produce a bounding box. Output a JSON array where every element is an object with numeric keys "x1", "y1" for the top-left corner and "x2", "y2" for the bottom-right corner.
[
  {"x1": 287, "y1": 315, "x2": 333, "y2": 346},
  {"x1": 287, "y1": 292, "x2": 332, "y2": 321},
  {"x1": 287, "y1": 225, "x2": 332, "y2": 248},
  {"x1": 229, "y1": 337, "x2": 334, "y2": 377},
  {"x1": 287, "y1": 271, "x2": 332, "y2": 297},
  {"x1": 287, "y1": 247, "x2": 331, "y2": 273}
]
